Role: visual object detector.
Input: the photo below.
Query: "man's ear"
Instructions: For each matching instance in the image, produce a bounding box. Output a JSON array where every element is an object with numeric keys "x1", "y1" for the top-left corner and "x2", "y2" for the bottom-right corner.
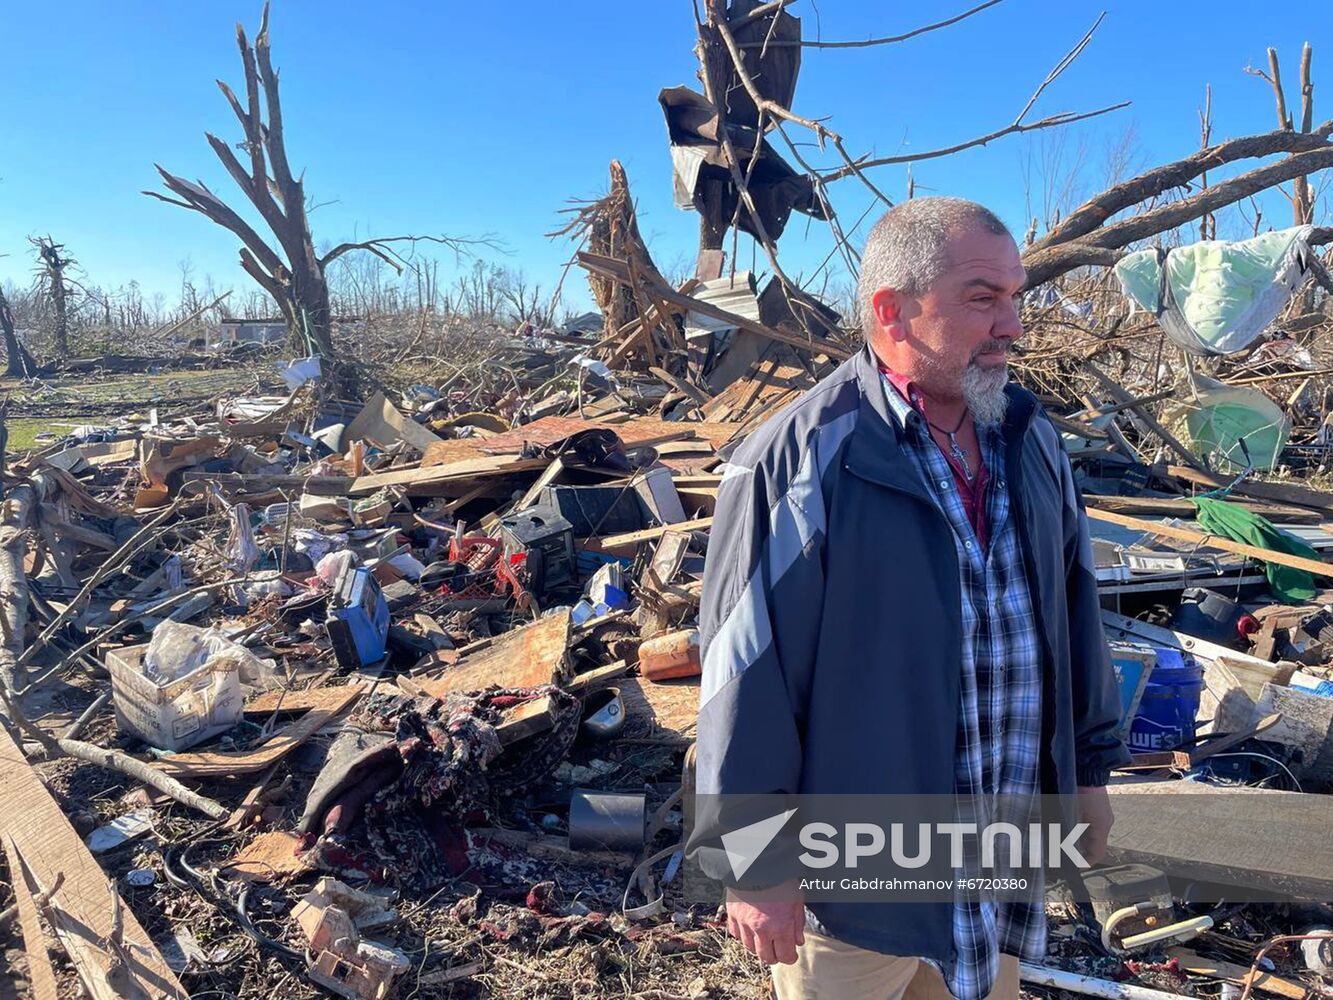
[{"x1": 870, "y1": 287, "x2": 908, "y2": 342}]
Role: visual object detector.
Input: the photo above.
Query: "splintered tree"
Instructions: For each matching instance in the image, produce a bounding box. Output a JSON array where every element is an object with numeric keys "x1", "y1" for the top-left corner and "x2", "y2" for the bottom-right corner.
[
  {"x1": 146, "y1": 3, "x2": 464, "y2": 380},
  {"x1": 31, "y1": 237, "x2": 74, "y2": 356},
  {"x1": 0, "y1": 286, "x2": 38, "y2": 377}
]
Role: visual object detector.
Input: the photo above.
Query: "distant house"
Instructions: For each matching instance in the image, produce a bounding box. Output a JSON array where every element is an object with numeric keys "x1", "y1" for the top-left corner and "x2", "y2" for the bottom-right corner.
[{"x1": 207, "y1": 317, "x2": 288, "y2": 350}]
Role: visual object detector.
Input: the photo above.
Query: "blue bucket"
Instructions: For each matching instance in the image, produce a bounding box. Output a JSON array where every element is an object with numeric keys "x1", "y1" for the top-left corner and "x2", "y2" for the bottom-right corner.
[{"x1": 1128, "y1": 649, "x2": 1205, "y2": 753}]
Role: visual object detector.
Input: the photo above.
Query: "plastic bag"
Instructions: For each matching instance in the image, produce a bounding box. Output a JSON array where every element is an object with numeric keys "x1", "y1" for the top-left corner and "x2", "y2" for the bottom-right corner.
[{"x1": 143, "y1": 621, "x2": 277, "y2": 691}]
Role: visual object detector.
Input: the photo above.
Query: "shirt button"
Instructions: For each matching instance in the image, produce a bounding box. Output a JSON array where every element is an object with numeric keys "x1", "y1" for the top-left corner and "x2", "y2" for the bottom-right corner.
[
  {"x1": 939, "y1": 479, "x2": 950, "y2": 489},
  {"x1": 965, "y1": 541, "x2": 974, "y2": 550}
]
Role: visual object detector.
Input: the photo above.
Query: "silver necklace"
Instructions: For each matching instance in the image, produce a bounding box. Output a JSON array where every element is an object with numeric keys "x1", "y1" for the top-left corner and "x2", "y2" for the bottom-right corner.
[{"x1": 924, "y1": 410, "x2": 973, "y2": 483}]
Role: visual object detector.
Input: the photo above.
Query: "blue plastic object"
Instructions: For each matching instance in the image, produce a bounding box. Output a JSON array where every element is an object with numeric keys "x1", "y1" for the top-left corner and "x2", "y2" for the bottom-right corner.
[
  {"x1": 1128, "y1": 649, "x2": 1205, "y2": 752},
  {"x1": 326, "y1": 566, "x2": 389, "y2": 670}
]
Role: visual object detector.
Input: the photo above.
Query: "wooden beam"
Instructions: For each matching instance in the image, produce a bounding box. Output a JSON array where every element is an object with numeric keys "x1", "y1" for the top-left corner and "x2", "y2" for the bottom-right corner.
[
  {"x1": 1086, "y1": 507, "x2": 1333, "y2": 578},
  {"x1": 584, "y1": 517, "x2": 714, "y2": 555},
  {"x1": 415, "y1": 610, "x2": 572, "y2": 698},
  {"x1": 1085, "y1": 493, "x2": 1320, "y2": 524},
  {"x1": 349, "y1": 455, "x2": 549, "y2": 495},
  {"x1": 1168, "y1": 465, "x2": 1333, "y2": 515}
]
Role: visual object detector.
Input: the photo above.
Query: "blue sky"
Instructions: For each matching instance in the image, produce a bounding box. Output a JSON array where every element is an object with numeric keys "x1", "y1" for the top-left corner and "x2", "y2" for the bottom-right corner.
[{"x1": 1, "y1": 1, "x2": 1327, "y2": 312}]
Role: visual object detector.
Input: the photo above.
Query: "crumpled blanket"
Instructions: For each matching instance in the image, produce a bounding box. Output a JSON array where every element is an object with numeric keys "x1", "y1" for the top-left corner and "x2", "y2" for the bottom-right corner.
[{"x1": 300, "y1": 684, "x2": 581, "y2": 889}]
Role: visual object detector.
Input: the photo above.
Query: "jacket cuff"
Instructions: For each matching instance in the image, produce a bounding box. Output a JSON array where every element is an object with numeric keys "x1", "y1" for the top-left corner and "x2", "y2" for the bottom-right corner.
[{"x1": 1076, "y1": 764, "x2": 1111, "y2": 787}]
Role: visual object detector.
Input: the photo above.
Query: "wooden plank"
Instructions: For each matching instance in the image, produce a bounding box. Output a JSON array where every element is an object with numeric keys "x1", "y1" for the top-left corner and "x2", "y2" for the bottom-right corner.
[
  {"x1": 1166, "y1": 947, "x2": 1307, "y2": 999},
  {"x1": 618, "y1": 677, "x2": 699, "y2": 740},
  {"x1": 650, "y1": 366, "x2": 713, "y2": 407},
  {"x1": 0, "y1": 724, "x2": 187, "y2": 999},
  {"x1": 344, "y1": 391, "x2": 443, "y2": 453},
  {"x1": 415, "y1": 610, "x2": 572, "y2": 698},
  {"x1": 420, "y1": 414, "x2": 741, "y2": 468},
  {"x1": 1086, "y1": 493, "x2": 1321, "y2": 524},
  {"x1": 1105, "y1": 780, "x2": 1333, "y2": 897},
  {"x1": 1169, "y1": 465, "x2": 1333, "y2": 515},
  {"x1": 584, "y1": 517, "x2": 714, "y2": 555},
  {"x1": 182, "y1": 472, "x2": 356, "y2": 496},
  {"x1": 491, "y1": 662, "x2": 632, "y2": 745},
  {"x1": 242, "y1": 683, "x2": 365, "y2": 716},
  {"x1": 1086, "y1": 507, "x2": 1333, "y2": 578},
  {"x1": 349, "y1": 455, "x2": 548, "y2": 495},
  {"x1": 153, "y1": 685, "x2": 362, "y2": 779},
  {"x1": 2, "y1": 835, "x2": 59, "y2": 1000}
]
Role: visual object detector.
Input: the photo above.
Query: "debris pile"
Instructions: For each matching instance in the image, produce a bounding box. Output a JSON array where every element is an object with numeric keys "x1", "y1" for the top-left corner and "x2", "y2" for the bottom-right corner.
[{"x1": 3, "y1": 245, "x2": 1333, "y2": 999}]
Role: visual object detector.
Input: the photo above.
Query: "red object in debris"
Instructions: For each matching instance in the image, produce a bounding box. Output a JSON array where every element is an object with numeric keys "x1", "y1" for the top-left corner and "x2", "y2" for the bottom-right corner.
[
  {"x1": 526, "y1": 880, "x2": 558, "y2": 915},
  {"x1": 1238, "y1": 614, "x2": 1261, "y2": 638},
  {"x1": 638, "y1": 628, "x2": 702, "y2": 681}
]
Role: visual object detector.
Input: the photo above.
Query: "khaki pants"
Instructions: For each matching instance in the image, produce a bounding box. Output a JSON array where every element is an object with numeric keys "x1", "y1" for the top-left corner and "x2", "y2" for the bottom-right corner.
[{"x1": 771, "y1": 931, "x2": 1020, "y2": 1000}]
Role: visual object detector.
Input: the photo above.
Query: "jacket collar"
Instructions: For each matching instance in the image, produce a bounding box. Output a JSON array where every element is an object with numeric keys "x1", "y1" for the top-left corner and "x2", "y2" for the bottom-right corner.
[{"x1": 843, "y1": 343, "x2": 1039, "y2": 493}]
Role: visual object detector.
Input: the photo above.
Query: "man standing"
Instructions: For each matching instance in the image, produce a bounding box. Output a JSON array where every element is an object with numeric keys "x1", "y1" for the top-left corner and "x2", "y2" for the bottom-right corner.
[{"x1": 689, "y1": 198, "x2": 1129, "y2": 999}]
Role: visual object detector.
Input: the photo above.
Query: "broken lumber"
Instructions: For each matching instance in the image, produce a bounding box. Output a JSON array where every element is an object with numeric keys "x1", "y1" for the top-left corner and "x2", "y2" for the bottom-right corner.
[
  {"x1": 0, "y1": 722, "x2": 187, "y2": 999},
  {"x1": 2, "y1": 834, "x2": 59, "y2": 1000},
  {"x1": 1019, "y1": 964, "x2": 1193, "y2": 1000},
  {"x1": 1166, "y1": 947, "x2": 1307, "y2": 999},
  {"x1": 1169, "y1": 465, "x2": 1333, "y2": 515},
  {"x1": 349, "y1": 455, "x2": 549, "y2": 496},
  {"x1": 416, "y1": 610, "x2": 572, "y2": 698},
  {"x1": 1105, "y1": 780, "x2": 1333, "y2": 897},
  {"x1": 152, "y1": 684, "x2": 362, "y2": 779},
  {"x1": 1086, "y1": 507, "x2": 1333, "y2": 578},
  {"x1": 584, "y1": 517, "x2": 714, "y2": 554}
]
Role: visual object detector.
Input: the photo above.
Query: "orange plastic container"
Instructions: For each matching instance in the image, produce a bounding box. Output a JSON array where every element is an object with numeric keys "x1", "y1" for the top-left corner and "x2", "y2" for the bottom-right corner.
[{"x1": 638, "y1": 628, "x2": 701, "y2": 681}]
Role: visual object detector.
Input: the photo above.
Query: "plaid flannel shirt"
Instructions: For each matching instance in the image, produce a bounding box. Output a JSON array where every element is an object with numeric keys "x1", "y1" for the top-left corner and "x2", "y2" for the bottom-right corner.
[{"x1": 882, "y1": 375, "x2": 1046, "y2": 1000}]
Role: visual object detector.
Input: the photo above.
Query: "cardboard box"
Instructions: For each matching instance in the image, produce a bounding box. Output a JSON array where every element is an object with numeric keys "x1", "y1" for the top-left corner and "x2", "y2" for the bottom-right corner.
[{"x1": 107, "y1": 643, "x2": 244, "y2": 751}]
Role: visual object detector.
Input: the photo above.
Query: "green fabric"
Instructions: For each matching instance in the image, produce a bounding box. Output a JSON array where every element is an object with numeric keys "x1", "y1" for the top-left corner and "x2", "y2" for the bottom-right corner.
[{"x1": 1191, "y1": 496, "x2": 1320, "y2": 601}]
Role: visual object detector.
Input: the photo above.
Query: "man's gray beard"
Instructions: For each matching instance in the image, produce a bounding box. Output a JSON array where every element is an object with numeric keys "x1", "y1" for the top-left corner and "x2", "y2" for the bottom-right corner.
[{"x1": 962, "y1": 362, "x2": 1009, "y2": 428}]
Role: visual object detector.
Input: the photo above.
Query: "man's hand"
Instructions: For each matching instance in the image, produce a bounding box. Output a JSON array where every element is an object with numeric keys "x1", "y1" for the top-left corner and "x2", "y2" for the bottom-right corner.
[
  {"x1": 1077, "y1": 785, "x2": 1114, "y2": 865},
  {"x1": 725, "y1": 884, "x2": 805, "y2": 965}
]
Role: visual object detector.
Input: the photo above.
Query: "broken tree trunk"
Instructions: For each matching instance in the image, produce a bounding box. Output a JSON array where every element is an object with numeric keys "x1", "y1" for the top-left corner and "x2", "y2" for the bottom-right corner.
[
  {"x1": 0, "y1": 468, "x2": 61, "y2": 692},
  {"x1": 0, "y1": 288, "x2": 38, "y2": 377},
  {"x1": 31, "y1": 237, "x2": 74, "y2": 357}
]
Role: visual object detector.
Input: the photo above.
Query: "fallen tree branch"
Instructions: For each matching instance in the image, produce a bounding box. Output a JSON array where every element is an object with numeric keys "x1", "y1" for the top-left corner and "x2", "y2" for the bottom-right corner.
[
  {"x1": 1030, "y1": 120, "x2": 1333, "y2": 252},
  {"x1": 1023, "y1": 143, "x2": 1333, "y2": 286},
  {"x1": 0, "y1": 689, "x2": 227, "y2": 820}
]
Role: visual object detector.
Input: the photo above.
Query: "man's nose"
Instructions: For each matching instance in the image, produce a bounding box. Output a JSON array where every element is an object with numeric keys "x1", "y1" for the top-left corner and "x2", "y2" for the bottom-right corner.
[{"x1": 993, "y1": 298, "x2": 1024, "y2": 342}]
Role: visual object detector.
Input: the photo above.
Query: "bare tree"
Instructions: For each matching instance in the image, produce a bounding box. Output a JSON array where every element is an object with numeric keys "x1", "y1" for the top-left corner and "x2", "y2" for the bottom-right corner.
[
  {"x1": 30, "y1": 236, "x2": 75, "y2": 356},
  {"x1": 145, "y1": 3, "x2": 472, "y2": 385}
]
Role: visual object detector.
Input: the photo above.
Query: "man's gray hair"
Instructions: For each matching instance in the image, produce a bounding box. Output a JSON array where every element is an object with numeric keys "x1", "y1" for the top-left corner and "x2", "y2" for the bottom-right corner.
[{"x1": 858, "y1": 197, "x2": 1012, "y2": 337}]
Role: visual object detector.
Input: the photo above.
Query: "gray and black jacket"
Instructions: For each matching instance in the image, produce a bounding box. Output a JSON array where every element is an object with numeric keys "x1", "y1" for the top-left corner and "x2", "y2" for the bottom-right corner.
[{"x1": 688, "y1": 344, "x2": 1130, "y2": 961}]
